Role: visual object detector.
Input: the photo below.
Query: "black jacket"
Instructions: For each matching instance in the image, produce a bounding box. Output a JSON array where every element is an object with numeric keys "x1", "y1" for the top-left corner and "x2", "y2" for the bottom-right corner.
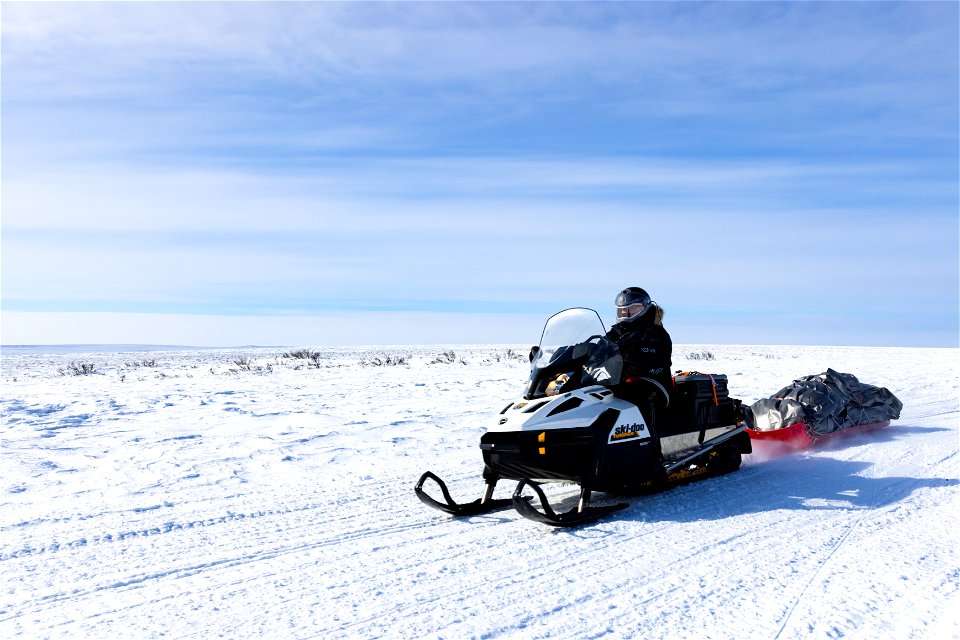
[{"x1": 605, "y1": 305, "x2": 673, "y2": 404}]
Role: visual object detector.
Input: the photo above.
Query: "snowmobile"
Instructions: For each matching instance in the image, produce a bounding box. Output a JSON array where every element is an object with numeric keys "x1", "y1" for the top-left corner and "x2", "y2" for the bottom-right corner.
[{"x1": 415, "y1": 307, "x2": 752, "y2": 527}]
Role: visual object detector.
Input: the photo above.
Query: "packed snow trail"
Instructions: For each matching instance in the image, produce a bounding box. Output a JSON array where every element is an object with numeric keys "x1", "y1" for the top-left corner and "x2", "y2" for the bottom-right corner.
[{"x1": 2, "y1": 345, "x2": 957, "y2": 639}]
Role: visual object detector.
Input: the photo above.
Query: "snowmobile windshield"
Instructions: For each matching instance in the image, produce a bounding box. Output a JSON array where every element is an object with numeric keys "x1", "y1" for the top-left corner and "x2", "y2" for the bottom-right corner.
[
  {"x1": 525, "y1": 308, "x2": 616, "y2": 399},
  {"x1": 533, "y1": 308, "x2": 606, "y2": 368}
]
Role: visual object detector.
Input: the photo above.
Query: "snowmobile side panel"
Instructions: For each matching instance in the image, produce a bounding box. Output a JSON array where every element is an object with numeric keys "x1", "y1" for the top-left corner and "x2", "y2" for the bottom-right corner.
[
  {"x1": 487, "y1": 386, "x2": 647, "y2": 438},
  {"x1": 660, "y1": 425, "x2": 738, "y2": 459}
]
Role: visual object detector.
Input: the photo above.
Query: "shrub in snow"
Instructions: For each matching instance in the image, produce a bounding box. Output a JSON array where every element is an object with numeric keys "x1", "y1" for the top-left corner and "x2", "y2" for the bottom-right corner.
[
  {"x1": 283, "y1": 348, "x2": 319, "y2": 360},
  {"x1": 283, "y1": 349, "x2": 325, "y2": 368},
  {"x1": 125, "y1": 359, "x2": 158, "y2": 368},
  {"x1": 505, "y1": 349, "x2": 528, "y2": 362},
  {"x1": 60, "y1": 362, "x2": 97, "y2": 376},
  {"x1": 430, "y1": 350, "x2": 457, "y2": 364},
  {"x1": 361, "y1": 354, "x2": 409, "y2": 367}
]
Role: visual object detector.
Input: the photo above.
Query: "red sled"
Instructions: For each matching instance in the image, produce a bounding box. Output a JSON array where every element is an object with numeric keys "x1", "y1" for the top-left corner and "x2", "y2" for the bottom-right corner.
[{"x1": 746, "y1": 420, "x2": 891, "y2": 452}]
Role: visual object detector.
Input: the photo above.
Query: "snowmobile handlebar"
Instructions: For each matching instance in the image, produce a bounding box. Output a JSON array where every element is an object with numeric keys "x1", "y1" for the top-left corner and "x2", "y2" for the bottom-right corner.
[{"x1": 525, "y1": 336, "x2": 608, "y2": 400}]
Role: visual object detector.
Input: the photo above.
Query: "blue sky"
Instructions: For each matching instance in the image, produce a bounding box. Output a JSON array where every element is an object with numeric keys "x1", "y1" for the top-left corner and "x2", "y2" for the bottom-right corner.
[{"x1": 2, "y1": 2, "x2": 957, "y2": 347}]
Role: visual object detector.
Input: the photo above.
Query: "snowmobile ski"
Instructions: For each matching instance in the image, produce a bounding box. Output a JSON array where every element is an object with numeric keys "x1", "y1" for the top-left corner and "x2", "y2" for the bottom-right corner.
[
  {"x1": 512, "y1": 479, "x2": 629, "y2": 527},
  {"x1": 415, "y1": 471, "x2": 518, "y2": 516}
]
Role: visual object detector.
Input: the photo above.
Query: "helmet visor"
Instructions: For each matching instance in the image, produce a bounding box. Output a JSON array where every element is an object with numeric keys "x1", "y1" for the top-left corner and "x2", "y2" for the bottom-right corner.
[{"x1": 616, "y1": 303, "x2": 646, "y2": 321}]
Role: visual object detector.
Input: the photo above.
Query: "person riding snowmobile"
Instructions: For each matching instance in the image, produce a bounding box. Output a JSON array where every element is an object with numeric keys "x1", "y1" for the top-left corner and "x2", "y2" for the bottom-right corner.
[{"x1": 605, "y1": 287, "x2": 673, "y2": 431}]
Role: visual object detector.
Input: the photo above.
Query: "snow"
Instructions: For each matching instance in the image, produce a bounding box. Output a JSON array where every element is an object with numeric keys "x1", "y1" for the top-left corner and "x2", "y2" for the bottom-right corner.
[{"x1": 1, "y1": 344, "x2": 958, "y2": 639}]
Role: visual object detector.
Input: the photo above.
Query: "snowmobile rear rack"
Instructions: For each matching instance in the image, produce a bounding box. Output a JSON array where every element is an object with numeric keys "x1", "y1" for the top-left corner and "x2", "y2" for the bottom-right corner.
[
  {"x1": 512, "y1": 479, "x2": 629, "y2": 527},
  {"x1": 414, "y1": 471, "x2": 518, "y2": 516}
]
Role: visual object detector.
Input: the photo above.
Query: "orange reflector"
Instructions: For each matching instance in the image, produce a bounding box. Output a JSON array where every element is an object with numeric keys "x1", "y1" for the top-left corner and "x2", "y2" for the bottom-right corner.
[
  {"x1": 538, "y1": 432, "x2": 546, "y2": 443},
  {"x1": 538, "y1": 447, "x2": 546, "y2": 455}
]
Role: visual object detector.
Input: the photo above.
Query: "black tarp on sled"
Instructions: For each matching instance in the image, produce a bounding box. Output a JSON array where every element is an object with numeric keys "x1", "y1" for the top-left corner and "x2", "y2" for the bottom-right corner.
[{"x1": 745, "y1": 368, "x2": 902, "y2": 437}]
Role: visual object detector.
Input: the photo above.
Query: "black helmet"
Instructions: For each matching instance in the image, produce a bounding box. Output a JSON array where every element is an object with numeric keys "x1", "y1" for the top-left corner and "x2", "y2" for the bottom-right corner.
[{"x1": 615, "y1": 287, "x2": 651, "y2": 322}]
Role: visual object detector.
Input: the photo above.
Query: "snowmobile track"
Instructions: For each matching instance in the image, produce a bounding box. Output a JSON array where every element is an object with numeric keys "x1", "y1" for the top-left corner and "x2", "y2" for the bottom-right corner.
[{"x1": 771, "y1": 476, "x2": 878, "y2": 639}]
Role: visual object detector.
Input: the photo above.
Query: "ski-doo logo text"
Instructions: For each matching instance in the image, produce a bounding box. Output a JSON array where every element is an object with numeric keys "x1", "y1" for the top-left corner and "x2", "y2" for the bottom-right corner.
[{"x1": 608, "y1": 422, "x2": 645, "y2": 444}]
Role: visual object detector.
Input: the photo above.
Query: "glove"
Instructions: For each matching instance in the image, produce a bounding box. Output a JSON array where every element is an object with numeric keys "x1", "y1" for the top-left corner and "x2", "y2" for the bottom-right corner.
[{"x1": 545, "y1": 373, "x2": 570, "y2": 396}]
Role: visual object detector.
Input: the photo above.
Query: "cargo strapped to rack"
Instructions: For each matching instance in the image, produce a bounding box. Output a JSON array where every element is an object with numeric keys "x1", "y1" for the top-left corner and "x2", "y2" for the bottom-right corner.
[{"x1": 673, "y1": 371, "x2": 720, "y2": 406}]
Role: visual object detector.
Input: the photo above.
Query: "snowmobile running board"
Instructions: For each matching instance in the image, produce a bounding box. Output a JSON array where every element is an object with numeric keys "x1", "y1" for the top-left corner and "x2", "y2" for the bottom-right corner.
[
  {"x1": 512, "y1": 479, "x2": 630, "y2": 528},
  {"x1": 414, "y1": 471, "x2": 517, "y2": 516},
  {"x1": 664, "y1": 423, "x2": 748, "y2": 474}
]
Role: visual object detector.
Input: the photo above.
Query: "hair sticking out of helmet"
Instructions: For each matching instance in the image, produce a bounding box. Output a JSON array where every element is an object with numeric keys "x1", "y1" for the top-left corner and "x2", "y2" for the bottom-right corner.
[{"x1": 615, "y1": 287, "x2": 652, "y2": 323}]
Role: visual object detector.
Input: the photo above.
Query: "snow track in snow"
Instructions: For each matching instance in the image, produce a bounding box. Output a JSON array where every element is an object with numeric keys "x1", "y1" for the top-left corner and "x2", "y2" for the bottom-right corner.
[{"x1": 1, "y1": 345, "x2": 957, "y2": 639}]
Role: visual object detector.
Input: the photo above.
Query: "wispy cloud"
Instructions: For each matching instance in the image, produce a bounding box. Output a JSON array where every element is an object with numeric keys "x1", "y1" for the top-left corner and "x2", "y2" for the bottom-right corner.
[{"x1": 2, "y1": 2, "x2": 957, "y2": 346}]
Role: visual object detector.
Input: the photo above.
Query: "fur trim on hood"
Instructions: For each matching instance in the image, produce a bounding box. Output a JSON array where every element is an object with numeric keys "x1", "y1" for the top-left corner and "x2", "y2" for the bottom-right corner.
[{"x1": 653, "y1": 305, "x2": 664, "y2": 326}]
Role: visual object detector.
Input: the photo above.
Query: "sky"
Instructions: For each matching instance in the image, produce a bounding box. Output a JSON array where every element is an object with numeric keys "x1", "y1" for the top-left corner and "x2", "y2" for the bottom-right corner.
[{"x1": 2, "y1": 2, "x2": 958, "y2": 348}]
